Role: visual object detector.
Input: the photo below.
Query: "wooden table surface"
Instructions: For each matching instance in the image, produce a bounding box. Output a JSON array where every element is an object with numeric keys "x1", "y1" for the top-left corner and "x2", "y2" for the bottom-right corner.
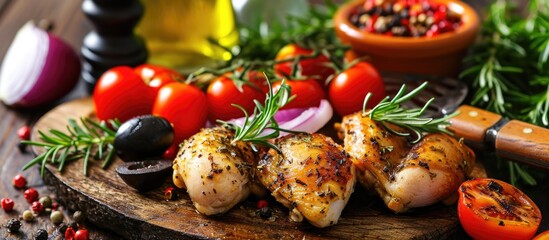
[{"x1": 0, "y1": 0, "x2": 546, "y2": 239}]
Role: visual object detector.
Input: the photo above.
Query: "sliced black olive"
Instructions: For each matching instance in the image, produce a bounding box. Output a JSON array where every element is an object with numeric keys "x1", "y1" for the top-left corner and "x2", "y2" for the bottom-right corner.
[
  {"x1": 116, "y1": 159, "x2": 172, "y2": 191},
  {"x1": 114, "y1": 115, "x2": 174, "y2": 162}
]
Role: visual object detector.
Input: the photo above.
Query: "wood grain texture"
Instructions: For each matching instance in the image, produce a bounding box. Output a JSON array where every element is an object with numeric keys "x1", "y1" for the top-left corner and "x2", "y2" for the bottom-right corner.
[
  {"x1": 0, "y1": 0, "x2": 114, "y2": 239},
  {"x1": 496, "y1": 120, "x2": 549, "y2": 169},
  {"x1": 448, "y1": 105, "x2": 502, "y2": 148},
  {"x1": 30, "y1": 98, "x2": 486, "y2": 240}
]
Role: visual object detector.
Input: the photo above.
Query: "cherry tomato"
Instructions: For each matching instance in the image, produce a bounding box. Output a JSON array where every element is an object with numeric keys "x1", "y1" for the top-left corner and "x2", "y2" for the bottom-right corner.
[
  {"x1": 206, "y1": 71, "x2": 267, "y2": 122},
  {"x1": 534, "y1": 230, "x2": 549, "y2": 240},
  {"x1": 272, "y1": 79, "x2": 325, "y2": 110},
  {"x1": 94, "y1": 66, "x2": 156, "y2": 123},
  {"x1": 328, "y1": 62, "x2": 385, "y2": 116},
  {"x1": 94, "y1": 65, "x2": 180, "y2": 123},
  {"x1": 152, "y1": 82, "x2": 208, "y2": 146},
  {"x1": 458, "y1": 178, "x2": 542, "y2": 240},
  {"x1": 274, "y1": 43, "x2": 335, "y2": 84},
  {"x1": 134, "y1": 64, "x2": 180, "y2": 91}
]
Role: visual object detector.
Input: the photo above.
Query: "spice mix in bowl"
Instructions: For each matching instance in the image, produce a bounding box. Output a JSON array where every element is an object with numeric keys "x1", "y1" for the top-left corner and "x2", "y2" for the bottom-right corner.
[{"x1": 334, "y1": 0, "x2": 480, "y2": 77}]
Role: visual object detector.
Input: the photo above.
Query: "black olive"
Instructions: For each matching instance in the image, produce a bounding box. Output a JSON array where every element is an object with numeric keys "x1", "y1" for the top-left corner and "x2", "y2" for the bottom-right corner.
[
  {"x1": 116, "y1": 159, "x2": 172, "y2": 191},
  {"x1": 114, "y1": 115, "x2": 174, "y2": 162}
]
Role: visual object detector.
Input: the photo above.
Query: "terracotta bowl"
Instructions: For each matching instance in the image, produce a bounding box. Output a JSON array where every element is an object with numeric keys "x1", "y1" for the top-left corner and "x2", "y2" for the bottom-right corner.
[{"x1": 334, "y1": 0, "x2": 480, "y2": 77}]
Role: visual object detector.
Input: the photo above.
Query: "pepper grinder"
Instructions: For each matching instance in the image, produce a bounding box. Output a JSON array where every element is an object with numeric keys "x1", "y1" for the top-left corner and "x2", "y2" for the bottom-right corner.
[{"x1": 80, "y1": 0, "x2": 148, "y2": 93}]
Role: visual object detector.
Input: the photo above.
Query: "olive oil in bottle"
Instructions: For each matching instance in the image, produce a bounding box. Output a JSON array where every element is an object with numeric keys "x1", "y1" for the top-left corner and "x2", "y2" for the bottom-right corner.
[{"x1": 136, "y1": 0, "x2": 238, "y2": 72}]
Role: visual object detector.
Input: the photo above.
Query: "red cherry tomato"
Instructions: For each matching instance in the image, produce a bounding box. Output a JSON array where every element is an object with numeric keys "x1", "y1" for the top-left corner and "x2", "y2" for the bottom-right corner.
[
  {"x1": 328, "y1": 62, "x2": 385, "y2": 116},
  {"x1": 206, "y1": 71, "x2": 267, "y2": 122},
  {"x1": 134, "y1": 64, "x2": 179, "y2": 79},
  {"x1": 534, "y1": 230, "x2": 549, "y2": 240},
  {"x1": 458, "y1": 178, "x2": 542, "y2": 240},
  {"x1": 153, "y1": 82, "x2": 208, "y2": 146},
  {"x1": 94, "y1": 65, "x2": 181, "y2": 123},
  {"x1": 274, "y1": 43, "x2": 334, "y2": 84},
  {"x1": 272, "y1": 79, "x2": 325, "y2": 110},
  {"x1": 134, "y1": 64, "x2": 180, "y2": 91},
  {"x1": 93, "y1": 66, "x2": 156, "y2": 123}
]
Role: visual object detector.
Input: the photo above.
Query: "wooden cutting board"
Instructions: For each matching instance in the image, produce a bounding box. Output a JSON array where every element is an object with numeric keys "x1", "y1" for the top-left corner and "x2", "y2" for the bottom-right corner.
[{"x1": 31, "y1": 98, "x2": 486, "y2": 240}]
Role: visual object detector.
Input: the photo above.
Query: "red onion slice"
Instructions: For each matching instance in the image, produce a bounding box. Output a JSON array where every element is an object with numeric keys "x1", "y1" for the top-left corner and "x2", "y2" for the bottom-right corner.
[{"x1": 224, "y1": 99, "x2": 333, "y2": 137}]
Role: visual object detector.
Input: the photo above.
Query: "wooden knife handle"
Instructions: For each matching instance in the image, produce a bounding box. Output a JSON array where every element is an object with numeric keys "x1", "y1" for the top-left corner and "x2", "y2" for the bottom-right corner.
[{"x1": 448, "y1": 105, "x2": 549, "y2": 170}]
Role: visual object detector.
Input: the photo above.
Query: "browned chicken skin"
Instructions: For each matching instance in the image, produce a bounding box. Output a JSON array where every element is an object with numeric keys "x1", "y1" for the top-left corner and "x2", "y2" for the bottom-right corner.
[
  {"x1": 257, "y1": 133, "x2": 356, "y2": 228},
  {"x1": 172, "y1": 127, "x2": 264, "y2": 215},
  {"x1": 338, "y1": 112, "x2": 475, "y2": 213}
]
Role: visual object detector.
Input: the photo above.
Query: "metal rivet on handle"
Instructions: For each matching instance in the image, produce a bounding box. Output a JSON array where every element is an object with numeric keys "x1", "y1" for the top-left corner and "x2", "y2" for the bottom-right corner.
[
  {"x1": 468, "y1": 111, "x2": 478, "y2": 117},
  {"x1": 523, "y1": 128, "x2": 533, "y2": 134}
]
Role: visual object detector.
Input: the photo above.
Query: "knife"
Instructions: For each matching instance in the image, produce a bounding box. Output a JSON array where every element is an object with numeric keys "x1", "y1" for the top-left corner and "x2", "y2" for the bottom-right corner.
[{"x1": 383, "y1": 73, "x2": 549, "y2": 170}]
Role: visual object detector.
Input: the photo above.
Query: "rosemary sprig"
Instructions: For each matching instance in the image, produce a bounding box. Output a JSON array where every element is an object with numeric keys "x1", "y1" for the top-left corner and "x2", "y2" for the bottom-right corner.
[
  {"x1": 219, "y1": 79, "x2": 295, "y2": 152},
  {"x1": 362, "y1": 82, "x2": 457, "y2": 144},
  {"x1": 460, "y1": 0, "x2": 548, "y2": 185},
  {"x1": 230, "y1": 0, "x2": 341, "y2": 62},
  {"x1": 22, "y1": 118, "x2": 120, "y2": 176}
]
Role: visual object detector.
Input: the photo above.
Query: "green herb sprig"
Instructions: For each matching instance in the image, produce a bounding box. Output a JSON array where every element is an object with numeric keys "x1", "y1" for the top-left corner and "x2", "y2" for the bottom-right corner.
[
  {"x1": 22, "y1": 118, "x2": 120, "y2": 176},
  {"x1": 460, "y1": 0, "x2": 549, "y2": 185},
  {"x1": 362, "y1": 82, "x2": 457, "y2": 144},
  {"x1": 219, "y1": 79, "x2": 295, "y2": 152}
]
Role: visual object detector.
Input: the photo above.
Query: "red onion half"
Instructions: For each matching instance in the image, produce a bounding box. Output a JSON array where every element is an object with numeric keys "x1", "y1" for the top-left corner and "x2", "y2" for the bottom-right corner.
[{"x1": 0, "y1": 21, "x2": 81, "y2": 107}]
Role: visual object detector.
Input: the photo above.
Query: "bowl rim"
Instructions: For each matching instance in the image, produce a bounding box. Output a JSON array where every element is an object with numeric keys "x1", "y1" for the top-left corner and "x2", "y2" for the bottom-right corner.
[{"x1": 334, "y1": 0, "x2": 480, "y2": 46}]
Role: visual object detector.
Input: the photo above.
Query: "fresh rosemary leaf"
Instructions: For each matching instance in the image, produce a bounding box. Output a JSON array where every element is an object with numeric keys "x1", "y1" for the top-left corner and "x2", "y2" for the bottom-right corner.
[
  {"x1": 22, "y1": 151, "x2": 46, "y2": 171},
  {"x1": 362, "y1": 82, "x2": 457, "y2": 143},
  {"x1": 460, "y1": 0, "x2": 548, "y2": 185},
  {"x1": 22, "y1": 117, "x2": 118, "y2": 176},
  {"x1": 219, "y1": 79, "x2": 295, "y2": 151}
]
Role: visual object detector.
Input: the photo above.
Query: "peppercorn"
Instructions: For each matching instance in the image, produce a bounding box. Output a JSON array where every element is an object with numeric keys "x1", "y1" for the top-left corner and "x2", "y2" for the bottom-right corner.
[
  {"x1": 24, "y1": 188, "x2": 39, "y2": 203},
  {"x1": 17, "y1": 125, "x2": 31, "y2": 140},
  {"x1": 57, "y1": 222, "x2": 68, "y2": 235},
  {"x1": 32, "y1": 201, "x2": 44, "y2": 214},
  {"x1": 18, "y1": 141, "x2": 28, "y2": 153},
  {"x1": 73, "y1": 211, "x2": 85, "y2": 223},
  {"x1": 75, "y1": 229, "x2": 90, "y2": 240},
  {"x1": 52, "y1": 202, "x2": 59, "y2": 210},
  {"x1": 351, "y1": 0, "x2": 461, "y2": 38},
  {"x1": 256, "y1": 199, "x2": 269, "y2": 209},
  {"x1": 39, "y1": 196, "x2": 53, "y2": 208},
  {"x1": 23, "y1": 210, "x2": 35, "y2": 222},
  {"x1": 1, "y1": 198, "x2": 14, "y2": 212},
  {"x1": 258, "y1": 207, "x2": 272, "y2": 219},
  {"x1": 50, "y1": 210, "x2": 64, "y2": 225},
  {"x1": 5, "y1": 218, "x2": 21, "y2": 233},
  {"x1": 13, "y1": 174, "x2": 27, "y2": 189},
  {"x1": 164, "y1": 187, "x2": 176, "y2": 201},
  {"x1": 68, "y1": 221, "x2": 79, "y2": 231},
  {"x1": 34, "y1": 229, "x2": 48, "y2": 240},
  {"x1": 65, "y1": 227, "x2": 75, "y2": 240}
]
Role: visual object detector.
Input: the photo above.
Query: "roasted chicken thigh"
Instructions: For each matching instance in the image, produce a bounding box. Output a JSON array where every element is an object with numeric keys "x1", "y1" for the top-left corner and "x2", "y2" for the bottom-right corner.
[
  {"x1": 339, "y1": 112, "x2": 475, "y2": 213},
  {"x1": 172, "y1": 127, "x2": 260, "y2": 215},
  {"x1": 257, "y1": 133, "x2": 356, "y2": 228}
]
